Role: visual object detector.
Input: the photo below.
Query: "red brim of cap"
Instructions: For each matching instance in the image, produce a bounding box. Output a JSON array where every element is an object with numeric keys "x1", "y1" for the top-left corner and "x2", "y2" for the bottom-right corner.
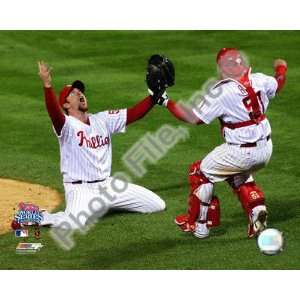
[{"x1": 59, "y1": 85, "x2": 73, "y2": 108}]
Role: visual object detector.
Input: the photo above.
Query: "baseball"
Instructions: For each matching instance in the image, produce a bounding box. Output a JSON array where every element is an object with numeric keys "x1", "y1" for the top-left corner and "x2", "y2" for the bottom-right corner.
[{"x1": 257, "y1": 228, "x2": 284, "y2": 255}]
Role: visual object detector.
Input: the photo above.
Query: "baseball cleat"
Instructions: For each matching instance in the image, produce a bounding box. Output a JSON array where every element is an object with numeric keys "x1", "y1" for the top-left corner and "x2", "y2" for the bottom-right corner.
[
  {"x1": 179, "y1": 222, "x2": 196, "y2": 232},
  {"x1": 175, "y1": 214, "x2": 196, "y2": 232},
  {"x1": 248, "y1": 208, "x2": 267, "y2": 238},
  {"x1": 193, "y1": 222, "x2": 210, "y2": 239},
  {"x1": 175, "y1": 214, "x2": 188, "y2": 226}
]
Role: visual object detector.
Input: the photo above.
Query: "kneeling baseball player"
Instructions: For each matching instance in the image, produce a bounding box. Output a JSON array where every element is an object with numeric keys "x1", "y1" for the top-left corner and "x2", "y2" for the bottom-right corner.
[
  {"x1": 37, "y1": 59, "x2": 174, "y2": 230},
  {"x1": 149, "y1": 48, "x2": 287, "y2": 239}
]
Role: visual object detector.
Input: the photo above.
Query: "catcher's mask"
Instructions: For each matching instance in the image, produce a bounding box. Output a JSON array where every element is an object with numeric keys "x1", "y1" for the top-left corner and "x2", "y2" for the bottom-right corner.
[
  {"x1": 59, "y1": 80, "x2": 86, "y2": 108},
  {"x1": 216, "y1": 48, "x2": 249, "y2": 79},
  {"x1": 146, "y1": 54, "x2": 175, "y2": 93}
]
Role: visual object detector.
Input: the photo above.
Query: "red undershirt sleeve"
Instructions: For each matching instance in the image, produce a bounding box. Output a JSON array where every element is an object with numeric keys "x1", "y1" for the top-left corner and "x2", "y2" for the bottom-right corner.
[
  {"x1": 126, "y1": 96, "x2": 154, "y2": 126},
  {"x1": 274, "y1": 65, "x2": 287, "y2": 93},
  {"x1": 44, "y1": 87, "x2": 66, "y2": 135},
  {"x1": 166, "y1": 100, "x2": 204, "y2": 125}
]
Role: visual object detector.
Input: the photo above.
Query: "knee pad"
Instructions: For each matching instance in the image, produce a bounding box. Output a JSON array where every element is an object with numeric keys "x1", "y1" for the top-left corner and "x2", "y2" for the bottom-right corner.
[
  {"x1": 188, "y1": 160, "x2": 210, "y2": 193},
  {"x1": 236, "y1": 182, "x2": 265, "y2": 216}
]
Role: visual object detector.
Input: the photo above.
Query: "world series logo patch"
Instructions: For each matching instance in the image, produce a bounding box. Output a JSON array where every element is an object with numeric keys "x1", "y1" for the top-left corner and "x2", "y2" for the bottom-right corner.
[{"x1": 11, "y1": 202, "x2": 44, "y2": 240}]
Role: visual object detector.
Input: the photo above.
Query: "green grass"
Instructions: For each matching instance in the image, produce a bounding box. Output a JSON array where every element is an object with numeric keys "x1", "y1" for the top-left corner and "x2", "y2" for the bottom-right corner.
[{"x1": 0, "y1": 31, "x2": 299, "y2": 269}]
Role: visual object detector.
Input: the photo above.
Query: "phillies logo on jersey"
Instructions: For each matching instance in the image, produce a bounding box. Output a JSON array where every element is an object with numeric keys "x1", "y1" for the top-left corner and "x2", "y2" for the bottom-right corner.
[{"x1": 77, "y1": 131, "x2": 110, "y2": 149}]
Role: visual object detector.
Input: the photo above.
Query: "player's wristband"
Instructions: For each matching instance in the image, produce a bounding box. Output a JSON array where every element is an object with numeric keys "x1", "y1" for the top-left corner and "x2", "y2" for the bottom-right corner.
[{"x1": 162, "y1": 99, "x2": 169, "y2": 107}]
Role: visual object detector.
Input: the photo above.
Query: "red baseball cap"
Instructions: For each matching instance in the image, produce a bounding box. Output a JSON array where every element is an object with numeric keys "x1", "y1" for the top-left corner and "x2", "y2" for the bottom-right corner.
[
  {"x1": 58, "y1": 80, "x2": 86, "y2": 108},
  {"x1": 59, "y1": 85, "x2": 73, "y2": 108}
]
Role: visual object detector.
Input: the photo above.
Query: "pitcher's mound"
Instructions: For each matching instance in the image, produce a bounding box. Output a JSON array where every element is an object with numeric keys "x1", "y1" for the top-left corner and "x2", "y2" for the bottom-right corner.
[{"x1": 0, "y1": 178, "x2": 62, "y2": 235}]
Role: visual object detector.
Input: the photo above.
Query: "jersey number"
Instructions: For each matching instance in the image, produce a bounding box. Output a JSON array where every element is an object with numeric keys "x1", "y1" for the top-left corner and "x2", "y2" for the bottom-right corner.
[{"x1": 242, "y1": 91, "x2": 264, "y2": 119}]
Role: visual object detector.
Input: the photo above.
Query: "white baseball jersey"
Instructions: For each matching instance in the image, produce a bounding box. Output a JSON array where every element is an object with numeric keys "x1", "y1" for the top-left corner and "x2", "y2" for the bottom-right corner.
[
  {"x1": 192, "y1": 73, "x2": 278, "y2": 144},
  {"x1": 55, "y1": 109, "x2": 127, "y2": 182},
  {"x1": 43, "y1": 109, "x2": 166, "y2": 231}
]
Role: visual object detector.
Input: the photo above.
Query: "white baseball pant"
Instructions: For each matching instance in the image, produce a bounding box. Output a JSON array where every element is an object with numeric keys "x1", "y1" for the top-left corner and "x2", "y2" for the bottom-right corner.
[
  {"x1": 195, "y1": 138, "x2": 273, "y2": 203},
  {"x1": 41, "y1": 177, "x2": 166, "y2": 229}
]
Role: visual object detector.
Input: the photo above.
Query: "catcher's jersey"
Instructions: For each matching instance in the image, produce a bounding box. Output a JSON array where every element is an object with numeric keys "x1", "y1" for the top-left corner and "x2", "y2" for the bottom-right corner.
[
  {"x1": 192, "y1": 73, "x2": 278, "y2": 144},
  {"x1": 55, "y1": 109, "x2": 126, "y2": 182}
]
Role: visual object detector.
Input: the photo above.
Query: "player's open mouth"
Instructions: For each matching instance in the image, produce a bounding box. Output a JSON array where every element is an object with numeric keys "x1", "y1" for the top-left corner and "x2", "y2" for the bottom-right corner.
[{"x1": 79, "y1": 96, "x2": 85, "y2": 103}]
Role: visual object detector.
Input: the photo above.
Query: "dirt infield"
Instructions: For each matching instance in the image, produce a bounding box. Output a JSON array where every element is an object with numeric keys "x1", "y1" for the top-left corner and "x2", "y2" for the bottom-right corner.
[{"x1": 0, "y1": 178, "x2": 62, "y2": 235}]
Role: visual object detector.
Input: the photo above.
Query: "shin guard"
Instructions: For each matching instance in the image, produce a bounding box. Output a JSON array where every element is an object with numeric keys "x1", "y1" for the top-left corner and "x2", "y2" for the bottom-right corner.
[
  {"x1": 236, "y1": 182, "x2": 265, "y2": 217},
  {"x1": 175, "y1": 161, "x2": 221, "y2": 230}
]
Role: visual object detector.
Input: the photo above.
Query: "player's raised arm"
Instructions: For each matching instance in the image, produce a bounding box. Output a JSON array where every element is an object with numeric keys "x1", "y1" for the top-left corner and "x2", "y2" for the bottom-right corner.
[
  {"x1": 126, "y1": 96, "x2": 155, "y2": 126},
  {"x1": 159, "y1": 97, "x2": 203, "y2": 125},
  {"x1": 274, "y1": 59, "x2": 287, "y2": 93},
  {"x1": 38, "y1": 61, "x2": 65, "y2": 135},
  {"x1": 126, "y1": 95, "x2": 203, "y2": 126}
]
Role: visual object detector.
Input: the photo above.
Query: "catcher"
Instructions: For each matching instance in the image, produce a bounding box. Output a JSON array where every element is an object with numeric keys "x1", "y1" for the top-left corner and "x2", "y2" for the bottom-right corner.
[
  {"x1": 37, "y1": 55, "x2": 174, "y2": 229},
  {"x1": 147, "y1": 48, "x2": 287, "y2": 239}
]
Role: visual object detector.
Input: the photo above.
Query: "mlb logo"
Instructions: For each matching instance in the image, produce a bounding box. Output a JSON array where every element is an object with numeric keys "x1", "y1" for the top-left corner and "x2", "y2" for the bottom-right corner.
[{"x1": 15, "y1": 229, "x2": 29, "y2": 238}]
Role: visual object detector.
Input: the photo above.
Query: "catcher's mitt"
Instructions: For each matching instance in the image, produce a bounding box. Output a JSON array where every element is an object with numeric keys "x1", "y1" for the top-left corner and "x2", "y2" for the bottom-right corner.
[{"x1": 146, "y1": 54, "x2": 175, "y2": 102}]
